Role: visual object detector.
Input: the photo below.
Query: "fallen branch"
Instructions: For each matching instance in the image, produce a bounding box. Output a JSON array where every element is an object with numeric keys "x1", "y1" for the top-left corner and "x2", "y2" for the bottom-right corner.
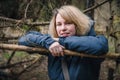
[
  {"x1": 0, "y1": 58, "x2": 33, "y2": 69},
  {"x1": 26, "y1": 21, "x2": 49, "y2": 26},
  {"x1": 0, "y1": 43, "x2": 120, "y2": 59}
]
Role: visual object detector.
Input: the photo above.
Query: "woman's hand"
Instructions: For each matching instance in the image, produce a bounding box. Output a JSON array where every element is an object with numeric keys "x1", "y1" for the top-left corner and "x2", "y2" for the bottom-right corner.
[{"x1": 49, "y1": 42, "x2": 65, "y2": 56}]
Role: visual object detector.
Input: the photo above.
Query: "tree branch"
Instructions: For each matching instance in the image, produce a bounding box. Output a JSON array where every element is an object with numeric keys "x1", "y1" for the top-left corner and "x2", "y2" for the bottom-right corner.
[
  {"x1": 83, "y1": 0, "x2": 109, "y2": 13},
  {"x1": 0, "y1": 43, "x2": 120, "y2": 59},
  {"x1": 24, "y1": 0, "x2": 33, "y2": 19}
]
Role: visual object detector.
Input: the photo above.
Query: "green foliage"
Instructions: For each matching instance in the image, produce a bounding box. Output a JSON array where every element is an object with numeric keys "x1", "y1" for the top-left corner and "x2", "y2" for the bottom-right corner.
[
  {"x1": 2, "y1": 51, "x2": 27, "y2": 59},
  {"x1": 14, "y1": 51, "x2": 27, "y2": 57},
  {"x1": 22, "y1": 24, "x2": 30, "y2": 31},
  {"x1": 3, "y1": 53, "x2": 11, "y2": 59}
]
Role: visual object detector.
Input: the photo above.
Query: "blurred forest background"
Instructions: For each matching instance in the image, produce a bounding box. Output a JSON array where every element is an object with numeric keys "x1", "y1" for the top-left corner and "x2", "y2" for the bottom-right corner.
[{"x1": 0, "y1": 0, "x2": 120, "y2": 80}]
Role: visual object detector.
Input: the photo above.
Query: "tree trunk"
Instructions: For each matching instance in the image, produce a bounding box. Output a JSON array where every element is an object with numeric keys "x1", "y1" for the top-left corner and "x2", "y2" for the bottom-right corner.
[{"x1": 111, "y1": 0, "x2": 120, "y2": 79}]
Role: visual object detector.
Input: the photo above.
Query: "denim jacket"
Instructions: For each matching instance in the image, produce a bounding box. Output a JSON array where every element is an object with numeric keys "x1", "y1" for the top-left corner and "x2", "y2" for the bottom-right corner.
[{"x1": 18, "y1": 21, "x2": 108, "y2": 80}]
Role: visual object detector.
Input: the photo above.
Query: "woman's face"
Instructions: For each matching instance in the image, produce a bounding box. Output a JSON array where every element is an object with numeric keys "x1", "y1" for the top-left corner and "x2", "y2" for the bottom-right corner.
[{"x1": 56, "y1": 13, "x2": 76, "y2": 37}]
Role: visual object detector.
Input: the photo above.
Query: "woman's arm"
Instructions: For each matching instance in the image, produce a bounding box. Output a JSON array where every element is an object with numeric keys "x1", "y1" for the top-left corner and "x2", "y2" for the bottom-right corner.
[
  {"x1": 59, "y1": 35, "x2": 108, "y2": 55},
  {"x1": 18, "y1": 31, "x2": 56, "y2": 49},
  {"x1": 18, "y1": 31, "x2": 65, "y2": 56}
]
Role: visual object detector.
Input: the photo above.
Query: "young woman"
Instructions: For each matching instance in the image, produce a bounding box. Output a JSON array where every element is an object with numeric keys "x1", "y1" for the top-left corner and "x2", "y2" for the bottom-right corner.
[{"x1": 19, "y1": 5, "x2": 108, "y2": 80}]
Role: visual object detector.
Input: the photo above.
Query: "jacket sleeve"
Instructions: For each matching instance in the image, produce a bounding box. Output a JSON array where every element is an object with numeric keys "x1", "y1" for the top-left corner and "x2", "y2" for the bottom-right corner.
[
  {"x1": 18, "y1": 31, "x2": 56, "y2": 49},
  {"x1": 59, "y1": 35, "x2": 108, "y2": 55}
]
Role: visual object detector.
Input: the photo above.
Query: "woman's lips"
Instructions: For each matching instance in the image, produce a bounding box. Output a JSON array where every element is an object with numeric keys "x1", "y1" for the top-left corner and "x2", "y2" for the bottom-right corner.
[{"x1": 60, "y1": 33, "x2": 70, "y2": 37}]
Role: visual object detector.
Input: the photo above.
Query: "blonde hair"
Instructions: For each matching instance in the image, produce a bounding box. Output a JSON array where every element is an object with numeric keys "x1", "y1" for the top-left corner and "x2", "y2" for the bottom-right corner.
[{"x1": 49, "y1": 5, "x2": 91, "y2": 38}]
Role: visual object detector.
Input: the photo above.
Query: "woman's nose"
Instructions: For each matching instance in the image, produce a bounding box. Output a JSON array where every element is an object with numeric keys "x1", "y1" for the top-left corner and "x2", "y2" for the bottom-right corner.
[{"x1": 61, "y1": 24, "x2": 67, "y2": 30}]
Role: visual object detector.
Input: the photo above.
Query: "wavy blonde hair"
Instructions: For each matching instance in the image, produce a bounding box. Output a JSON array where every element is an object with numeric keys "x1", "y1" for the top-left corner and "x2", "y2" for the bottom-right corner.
[{"x1": 49, "y1": 5, "x2": 91, "y2": 38}]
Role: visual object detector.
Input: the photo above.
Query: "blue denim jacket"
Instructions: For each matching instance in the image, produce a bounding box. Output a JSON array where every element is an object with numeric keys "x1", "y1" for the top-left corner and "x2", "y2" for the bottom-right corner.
[{"x1": 18, "y1": 21, "x2": 108, "y2": 80}]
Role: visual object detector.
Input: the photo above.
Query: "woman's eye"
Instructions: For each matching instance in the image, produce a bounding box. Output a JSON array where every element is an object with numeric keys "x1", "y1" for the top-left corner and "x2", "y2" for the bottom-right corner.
[
  {"x1": 56, "y1": 23, "x2": 61, "y2": 26},
  {"x1": 65, "y1": 22, "x2": 70, "y2": 24},
  {"x1": 56, "y1": 24, "x2": 61, "y2": 26},
  {"x1": 65, "y1": 22, "x2": 72, "y2": 25}
]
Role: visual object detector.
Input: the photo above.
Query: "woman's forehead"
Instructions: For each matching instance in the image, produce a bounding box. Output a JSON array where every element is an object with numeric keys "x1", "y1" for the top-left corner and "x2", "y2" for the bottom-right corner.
[{"x1": 56, "y1": 13, "x2": 72, "y2": 23}]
